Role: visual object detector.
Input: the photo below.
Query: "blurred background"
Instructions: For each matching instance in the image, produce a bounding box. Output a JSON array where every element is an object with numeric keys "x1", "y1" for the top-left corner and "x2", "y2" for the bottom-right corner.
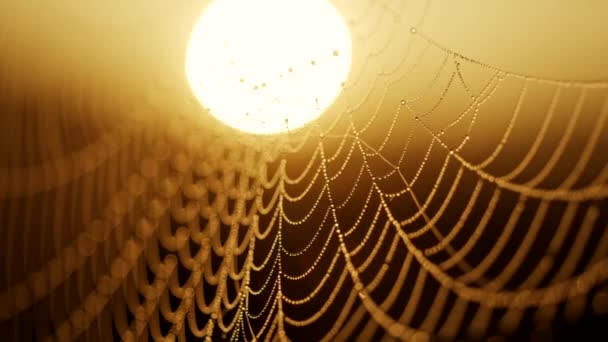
[{"x1": 1, "y1": 0, "x2": 607, "y2": 341}]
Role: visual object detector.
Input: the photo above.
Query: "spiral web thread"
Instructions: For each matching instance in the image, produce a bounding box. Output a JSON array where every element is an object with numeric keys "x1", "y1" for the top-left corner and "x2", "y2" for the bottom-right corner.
[{"x1": 1, "y1": 0, "x2": 608, "y2": 340}]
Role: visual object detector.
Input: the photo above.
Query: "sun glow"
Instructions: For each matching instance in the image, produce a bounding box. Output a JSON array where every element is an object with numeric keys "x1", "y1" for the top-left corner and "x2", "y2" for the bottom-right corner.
[{"x1": 185, "y1": 0, "x2": 352, "y2": 135}]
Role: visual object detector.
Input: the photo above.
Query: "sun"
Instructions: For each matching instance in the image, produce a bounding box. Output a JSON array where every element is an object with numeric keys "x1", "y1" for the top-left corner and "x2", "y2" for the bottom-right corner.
[{"x1": 185, "y1": 0, "x2": 352, "y2": 135}]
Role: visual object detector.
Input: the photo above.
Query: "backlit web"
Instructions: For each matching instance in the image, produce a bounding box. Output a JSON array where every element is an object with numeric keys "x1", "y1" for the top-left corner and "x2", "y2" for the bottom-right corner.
[{"x1": 1, "y1": 0, "x2": 608, "y2": 341}]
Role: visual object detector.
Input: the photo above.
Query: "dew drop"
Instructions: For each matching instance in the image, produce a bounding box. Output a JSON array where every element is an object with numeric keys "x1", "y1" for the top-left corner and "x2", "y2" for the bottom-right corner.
[{"x1": 410, "y1": 27, "x2": 417, "y2": 34}]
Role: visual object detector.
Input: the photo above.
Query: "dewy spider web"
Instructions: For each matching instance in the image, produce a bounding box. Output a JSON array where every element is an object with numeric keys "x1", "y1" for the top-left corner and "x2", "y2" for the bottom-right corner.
[{"x1": 0, "y1": 0, "x2": 608, "y2": 341}]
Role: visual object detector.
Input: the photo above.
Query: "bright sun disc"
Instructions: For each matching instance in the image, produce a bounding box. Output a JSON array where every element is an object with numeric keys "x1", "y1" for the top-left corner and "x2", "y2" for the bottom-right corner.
[{"x1": 185, "y1": 0, "x2": 352, "y2": 135}]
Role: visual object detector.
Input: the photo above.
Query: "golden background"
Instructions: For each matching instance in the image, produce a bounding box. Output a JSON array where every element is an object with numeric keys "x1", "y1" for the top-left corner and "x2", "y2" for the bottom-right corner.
[{"x1": 1, "y1": 1, "x2": 607, "y2": 341}]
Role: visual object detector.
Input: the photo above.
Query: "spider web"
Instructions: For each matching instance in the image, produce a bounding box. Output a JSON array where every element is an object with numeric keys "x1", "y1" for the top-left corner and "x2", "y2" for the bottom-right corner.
[{"x1": 1, "y1": 0, "x2": 608, "y2": 341}]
